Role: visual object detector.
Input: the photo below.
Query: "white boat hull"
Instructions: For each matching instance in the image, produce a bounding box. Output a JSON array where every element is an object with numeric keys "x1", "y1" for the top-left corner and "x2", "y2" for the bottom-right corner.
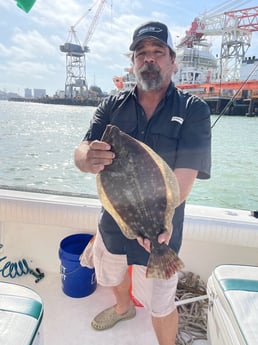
[{"x1": 0, "y1": 189, "x2": 257, "y2": 344}]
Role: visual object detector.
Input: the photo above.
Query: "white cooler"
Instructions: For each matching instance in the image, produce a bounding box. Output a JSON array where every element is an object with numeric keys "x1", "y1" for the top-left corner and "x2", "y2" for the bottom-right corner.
[
  {"x1": 0, "y1": 281, "x2": 43, "y2": 345},
  {"x1": 207, "y1": 264, "x2": 258, "y2": 345}
]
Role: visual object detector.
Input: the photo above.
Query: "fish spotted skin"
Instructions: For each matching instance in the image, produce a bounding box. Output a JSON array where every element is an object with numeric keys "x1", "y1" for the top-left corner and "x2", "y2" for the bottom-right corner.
[{"x1": 96, "y1": 125, "x2": 184, "y2": 279}]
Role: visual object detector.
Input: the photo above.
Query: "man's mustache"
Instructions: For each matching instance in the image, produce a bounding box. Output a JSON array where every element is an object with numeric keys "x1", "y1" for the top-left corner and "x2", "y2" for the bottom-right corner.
[{"x1": 139, "y1": 63, "x2": 160, "y2": 74}]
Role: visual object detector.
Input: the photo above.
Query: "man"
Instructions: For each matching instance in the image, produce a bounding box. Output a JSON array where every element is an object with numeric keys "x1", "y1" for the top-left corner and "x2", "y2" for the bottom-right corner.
[{"x1": 74, "y1": 21, "x2": 211, "y2": 345}]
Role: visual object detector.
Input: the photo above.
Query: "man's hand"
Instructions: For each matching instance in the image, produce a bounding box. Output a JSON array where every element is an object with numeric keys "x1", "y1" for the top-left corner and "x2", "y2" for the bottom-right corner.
[
  {"x1": 74, "y1": 140, "x2": 115, "y2": 174},
  {"x1": 136, "y1": 229, "x2": 172, "y2": 253}
]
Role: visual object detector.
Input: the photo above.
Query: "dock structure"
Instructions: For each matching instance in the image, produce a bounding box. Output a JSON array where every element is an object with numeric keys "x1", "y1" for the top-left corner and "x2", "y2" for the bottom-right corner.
[
  {"x1": 178, "y1": 80, "x2": 258, "y2": 116},
  {"x1": 8, "y1": 96, "x2": 102, "y2": 107}
]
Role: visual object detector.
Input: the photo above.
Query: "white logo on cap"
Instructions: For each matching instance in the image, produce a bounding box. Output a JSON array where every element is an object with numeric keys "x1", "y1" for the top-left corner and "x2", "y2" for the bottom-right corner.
[{"x1": 137, "y1": 26, "x2": 163, "y2": 36}]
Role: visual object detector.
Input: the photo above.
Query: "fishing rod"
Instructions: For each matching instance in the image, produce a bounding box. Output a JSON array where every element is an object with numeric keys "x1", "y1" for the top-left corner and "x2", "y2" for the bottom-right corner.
[{"x1": 211, "y1": 62, "x2": 258, "y2": 129}]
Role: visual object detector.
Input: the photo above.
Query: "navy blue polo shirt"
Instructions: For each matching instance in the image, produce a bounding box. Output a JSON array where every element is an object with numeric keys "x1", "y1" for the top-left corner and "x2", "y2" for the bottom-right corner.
[{"x1": 84, "y1": 82, "x2": 211, "y2": 266}]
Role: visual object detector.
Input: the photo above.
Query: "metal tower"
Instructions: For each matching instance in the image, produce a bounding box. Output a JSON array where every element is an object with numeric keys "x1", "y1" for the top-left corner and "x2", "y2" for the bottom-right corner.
[
  {"x1": 60, "y1": 0, "x2": 106, "y2": 99},
  {"x1": 177, "y1": 2, "x2": 258, "y2": 81}
]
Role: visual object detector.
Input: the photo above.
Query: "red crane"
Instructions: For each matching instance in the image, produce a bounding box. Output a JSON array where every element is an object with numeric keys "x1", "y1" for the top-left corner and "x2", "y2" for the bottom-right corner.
[
  {"x1": 225, "y1": 6, "x2": 258, "y2": 32},
  {"x1": 177, "y1": 5, "x2": 258, "y2": 81}
]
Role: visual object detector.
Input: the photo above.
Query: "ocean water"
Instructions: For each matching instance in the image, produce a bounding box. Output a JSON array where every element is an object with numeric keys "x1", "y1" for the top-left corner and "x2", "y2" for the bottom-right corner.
[{"x1": 0, "y1": 100, "x2": 257, "y2": 211}]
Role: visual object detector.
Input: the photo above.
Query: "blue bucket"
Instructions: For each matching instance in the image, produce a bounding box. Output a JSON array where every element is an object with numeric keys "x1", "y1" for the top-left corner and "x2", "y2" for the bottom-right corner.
[{"x1": 59, "y1": 233, "x2": 97, "y2": 298}]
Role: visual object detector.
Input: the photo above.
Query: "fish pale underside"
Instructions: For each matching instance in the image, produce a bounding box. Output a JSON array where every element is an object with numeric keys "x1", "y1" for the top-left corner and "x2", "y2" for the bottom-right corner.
[{"x1": 96, "y1": 125, "x2": 184, "y2": 279}]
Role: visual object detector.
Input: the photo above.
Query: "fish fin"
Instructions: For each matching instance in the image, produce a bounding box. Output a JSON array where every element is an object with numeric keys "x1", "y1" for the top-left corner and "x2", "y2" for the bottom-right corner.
[{"x1": 146, "y1": 244, "x2": 184, "y2": 279}]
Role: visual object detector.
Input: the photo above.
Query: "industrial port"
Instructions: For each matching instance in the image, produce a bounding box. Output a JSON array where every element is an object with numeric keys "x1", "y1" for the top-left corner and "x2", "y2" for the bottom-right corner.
[{"x1": 7, "y1": 1, "x2": 258, "y2": 115}]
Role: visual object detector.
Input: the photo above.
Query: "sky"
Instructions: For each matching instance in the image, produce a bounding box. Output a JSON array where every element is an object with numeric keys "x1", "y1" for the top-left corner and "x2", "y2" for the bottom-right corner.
[{"x1": 1, "y1": 0, "x2": 258, "y2": 96}]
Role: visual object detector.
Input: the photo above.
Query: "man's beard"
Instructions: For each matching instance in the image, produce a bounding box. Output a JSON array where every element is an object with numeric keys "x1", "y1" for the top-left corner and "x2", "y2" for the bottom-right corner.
[{"x1": 135, "y1": 63, "x2": 163, "y2": 91}]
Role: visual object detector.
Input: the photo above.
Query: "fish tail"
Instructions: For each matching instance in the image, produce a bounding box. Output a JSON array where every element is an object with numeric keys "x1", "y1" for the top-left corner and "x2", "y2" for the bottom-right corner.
[{"x1": 146, "y1": 244, "x2": 184, "y2": 279}]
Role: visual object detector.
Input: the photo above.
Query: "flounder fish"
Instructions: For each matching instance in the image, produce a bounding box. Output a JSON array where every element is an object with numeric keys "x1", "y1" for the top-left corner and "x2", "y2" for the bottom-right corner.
[{"x1": 96, "y1": 125, "x2": 184, "y2": 279}]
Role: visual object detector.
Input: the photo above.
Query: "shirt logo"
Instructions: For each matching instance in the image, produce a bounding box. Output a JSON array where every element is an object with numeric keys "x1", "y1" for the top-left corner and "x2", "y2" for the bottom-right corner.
[{"x1": 171, "y1": 116, "x2": 184, "y2": 124}]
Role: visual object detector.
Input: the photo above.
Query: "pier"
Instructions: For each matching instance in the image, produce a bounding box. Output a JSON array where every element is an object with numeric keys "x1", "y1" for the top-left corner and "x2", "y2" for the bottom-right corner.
[{"x1": 178, "y1": 80, "x2": 258, "y2": 116}]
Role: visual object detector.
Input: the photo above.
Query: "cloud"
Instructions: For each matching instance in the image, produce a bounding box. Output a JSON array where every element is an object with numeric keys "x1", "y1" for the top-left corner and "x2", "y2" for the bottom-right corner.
[
  {"x1": 9, "y1": 28, "x2": 57, "y2": 60},
  {"x1": 1, "y1": 0, "x2": 257, "y2": 95},
  {"x1": 0, "y1": 2, "x2": 12, "y2": 10},
  {"x1": 0, "y1": 43, "x2": 10, "y2": 56}
]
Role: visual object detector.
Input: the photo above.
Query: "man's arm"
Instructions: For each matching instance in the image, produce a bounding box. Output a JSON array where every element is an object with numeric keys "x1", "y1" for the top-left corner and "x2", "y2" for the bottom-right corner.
[{"x1": 174, "y1": 168, "x2": 198, "y2": 204}]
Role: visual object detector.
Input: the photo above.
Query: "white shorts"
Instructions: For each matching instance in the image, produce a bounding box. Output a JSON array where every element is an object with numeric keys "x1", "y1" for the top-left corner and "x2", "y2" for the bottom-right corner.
[{"x1": 93, "y1": 231, "x2": 178, "y2": 317}]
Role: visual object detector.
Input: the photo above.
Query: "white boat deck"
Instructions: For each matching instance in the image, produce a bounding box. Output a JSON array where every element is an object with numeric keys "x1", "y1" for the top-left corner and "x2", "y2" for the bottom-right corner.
[
  {"x1": 1, "y1": 189, "x2": 257, "y2": 345},
  {"x1": 2, "y1": 273, "x2": 208, "y2": 345}
]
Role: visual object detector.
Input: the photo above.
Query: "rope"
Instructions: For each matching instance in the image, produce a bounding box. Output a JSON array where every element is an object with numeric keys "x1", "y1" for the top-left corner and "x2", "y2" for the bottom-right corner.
[
  {"x1": 0, "y1": 244, "x2": 30, "y2": 278},
  {"x1": 0, "y1": 244, "x2": 44, "y2": 282},
  {"x1": 176, "y1": 271, "x2": 208, "y2": 345},
  {"x1": 0, "y1": 256, "x2": 30, "y2": 278}
]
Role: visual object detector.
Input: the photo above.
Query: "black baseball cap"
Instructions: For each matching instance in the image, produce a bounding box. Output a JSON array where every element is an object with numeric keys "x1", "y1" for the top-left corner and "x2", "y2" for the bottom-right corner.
[{"x1": 129, "y1": 21, "x2": 175, "y2": 53}]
